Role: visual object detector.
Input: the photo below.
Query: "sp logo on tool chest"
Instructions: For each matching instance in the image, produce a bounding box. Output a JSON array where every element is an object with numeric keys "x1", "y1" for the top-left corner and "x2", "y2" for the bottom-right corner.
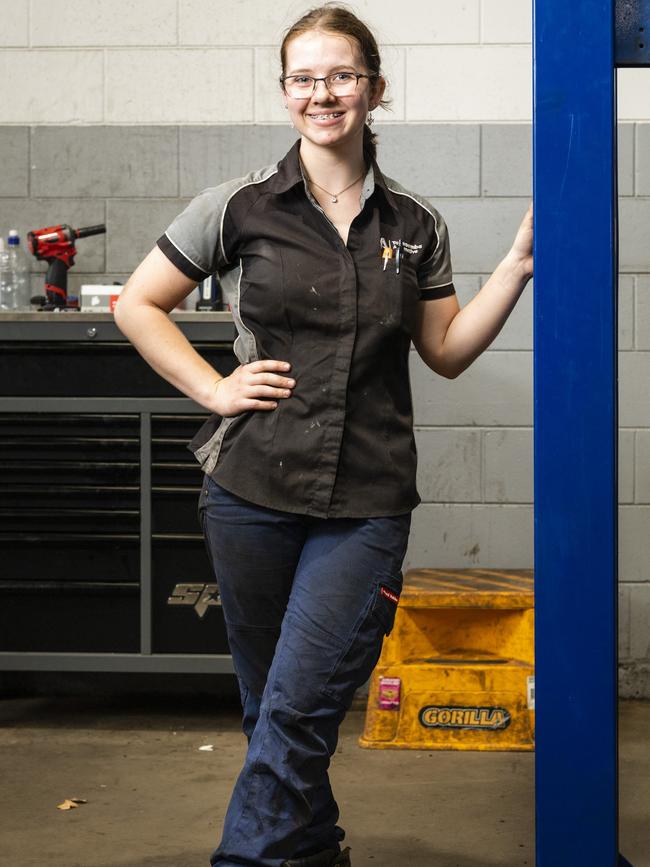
[
  {"x1": 167, "y1": 583, "x2": 221, "y2": 619},
  {"x1": 419, "y1": 705, "x2": 511, "y2": 731}
]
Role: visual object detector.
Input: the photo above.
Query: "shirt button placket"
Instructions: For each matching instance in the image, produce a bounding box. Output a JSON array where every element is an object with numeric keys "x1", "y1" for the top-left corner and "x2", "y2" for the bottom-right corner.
[{"x1": 313, "y1": 253, "x2": 358, "y2": 515}]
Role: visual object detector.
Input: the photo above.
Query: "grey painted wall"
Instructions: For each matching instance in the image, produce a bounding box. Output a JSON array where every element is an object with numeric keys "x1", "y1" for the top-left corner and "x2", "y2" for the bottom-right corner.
[{"x1": 1, "y1": 121, "x2": 648, "y2": 696}]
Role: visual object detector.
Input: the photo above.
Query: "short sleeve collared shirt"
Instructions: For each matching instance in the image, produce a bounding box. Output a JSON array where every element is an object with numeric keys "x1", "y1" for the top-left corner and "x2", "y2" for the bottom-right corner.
[{"x1": 158, "y1": 140, "x2": 454, "y2": 518}]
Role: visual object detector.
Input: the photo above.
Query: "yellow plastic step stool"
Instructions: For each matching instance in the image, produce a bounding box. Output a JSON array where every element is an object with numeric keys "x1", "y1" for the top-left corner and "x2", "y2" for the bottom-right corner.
[{"x1": 360, "y1": 569, "x2": 535, "y2": 751}]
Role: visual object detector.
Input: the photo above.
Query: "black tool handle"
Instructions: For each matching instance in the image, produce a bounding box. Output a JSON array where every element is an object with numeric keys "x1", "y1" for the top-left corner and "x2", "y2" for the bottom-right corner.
[{"x1": 45, "y1": 258, "x2": 69, "y2": 307}]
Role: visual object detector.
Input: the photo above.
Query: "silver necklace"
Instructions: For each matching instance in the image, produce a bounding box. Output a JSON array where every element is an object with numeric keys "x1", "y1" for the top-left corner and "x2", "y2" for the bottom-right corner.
[{"x1": 305, "y1": 170, "x2": 365, "y2": 203}]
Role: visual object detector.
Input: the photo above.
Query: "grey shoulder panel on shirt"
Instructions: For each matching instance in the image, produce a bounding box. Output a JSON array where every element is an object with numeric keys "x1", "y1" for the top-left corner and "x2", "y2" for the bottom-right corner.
[
  {"x1": 382, "y1": 175, "x2": 443, "y2": 241},
  {"x1": 159, "y1": 163, "x2": 279, "y2": 279},
  {"x1": 382, "y1": 175, "x2": 453, "y2": 292}
]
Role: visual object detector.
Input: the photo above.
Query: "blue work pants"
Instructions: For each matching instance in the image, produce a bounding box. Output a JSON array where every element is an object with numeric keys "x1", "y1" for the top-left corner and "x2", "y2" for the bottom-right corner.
[{"x1": 198, "y1": 478, "x2": 411, "y2": 866}]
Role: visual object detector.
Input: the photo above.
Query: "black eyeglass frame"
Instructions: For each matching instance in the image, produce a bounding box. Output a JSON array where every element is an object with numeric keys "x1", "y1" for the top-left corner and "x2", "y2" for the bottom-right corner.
[{"x1": 279, "y1": 71, "x2": 377, "y2": 97}]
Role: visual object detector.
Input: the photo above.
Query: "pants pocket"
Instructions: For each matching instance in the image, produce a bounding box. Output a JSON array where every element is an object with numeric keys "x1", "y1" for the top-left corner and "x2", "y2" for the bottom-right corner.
[
  {"x1": 197, "y1": 475, "x2": 218, "y2": 579},
  {"x1": 320, "y1": 575, "x2": 402, "y2": 707},
  {"x1": 197, "y1": 474, "x2": 210, "y2": 531},
  {"x1": 372, "y1": 579, "x2": 402, "y2": 636}
]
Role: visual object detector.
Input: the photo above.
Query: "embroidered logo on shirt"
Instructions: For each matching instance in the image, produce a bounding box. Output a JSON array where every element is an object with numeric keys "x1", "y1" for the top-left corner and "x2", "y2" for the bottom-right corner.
[
  {"x1": 380, "y1": 238, "x2": 422, "y2": 274},
  {"x1": 380, "y1": 237, "x2": 422, "y2": 255},
  {"x1": 380, "y1": 585, "x2": 400, "y2": 605}
]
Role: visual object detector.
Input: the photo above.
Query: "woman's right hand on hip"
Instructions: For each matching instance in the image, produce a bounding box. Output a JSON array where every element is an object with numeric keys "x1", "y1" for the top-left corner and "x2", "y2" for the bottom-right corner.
[{"x1": 211, "y1": 360, "x2": 295, "y2": 417}]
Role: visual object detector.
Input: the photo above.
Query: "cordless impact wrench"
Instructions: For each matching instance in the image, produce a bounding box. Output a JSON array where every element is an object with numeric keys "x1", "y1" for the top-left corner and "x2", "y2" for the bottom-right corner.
[{"x1": 27, "y1": 223, "x2": 106, "y2": 310}]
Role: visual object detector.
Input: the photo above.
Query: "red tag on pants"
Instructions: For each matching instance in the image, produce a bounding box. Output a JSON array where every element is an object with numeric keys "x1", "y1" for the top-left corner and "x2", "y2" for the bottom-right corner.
[{"x1": 380, "y1": 586, "x2": 400, "y2": 605}]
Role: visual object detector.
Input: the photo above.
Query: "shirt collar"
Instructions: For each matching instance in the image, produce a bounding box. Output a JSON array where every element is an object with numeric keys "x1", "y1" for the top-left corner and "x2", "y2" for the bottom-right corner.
[
  {"x1": 364, "y1": 159, "x2": 400, "y2": 215},
  {"x1": 273, "y1": 139, "x2": 305, "y2": 193},
  {"x1": 274, "y1": 139, "x2": 400, "y2": 216}
]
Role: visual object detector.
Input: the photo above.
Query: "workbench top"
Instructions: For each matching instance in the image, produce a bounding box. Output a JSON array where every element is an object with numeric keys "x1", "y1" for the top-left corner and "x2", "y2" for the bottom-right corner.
[
  {"x1": 0, "y1": 310, "x2": 231, "y2": 322},
  {"x1": 0, "y1": 310, "x2": 234, "y2": 341}
]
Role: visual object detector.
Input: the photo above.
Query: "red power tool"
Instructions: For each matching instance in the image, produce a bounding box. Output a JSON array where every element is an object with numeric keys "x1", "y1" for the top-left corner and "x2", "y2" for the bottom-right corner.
[{"x1": 27, "y1": 223, "x2": 106, "y2": 310}]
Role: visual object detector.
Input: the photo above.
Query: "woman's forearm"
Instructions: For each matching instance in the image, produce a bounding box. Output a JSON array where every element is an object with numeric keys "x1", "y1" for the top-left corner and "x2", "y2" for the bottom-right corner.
[
  {"x1": 114, "y1": 300, "x2": 223, "y2": 410},
  {"x1": 439, "y1": 252, "x2": 531, "y2": 376}
]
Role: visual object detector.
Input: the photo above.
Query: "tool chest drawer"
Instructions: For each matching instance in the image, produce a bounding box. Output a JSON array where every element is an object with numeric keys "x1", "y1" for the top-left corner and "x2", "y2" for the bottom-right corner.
[
  {"x1": 0, "y1": 412, "x2": 141, "y2": 652},
  {"x1": 150, "y1": 413, "x2": 229, "y2": 655},
  {"x1": 0, "y1": 340, "x2": 231, "y2": 397},
  {"x1": 152, "y1": 538, "x2": 225, "y2": 654},
  {"x1": 0, "y1": 314, "x2": 237, "y2": 672}
]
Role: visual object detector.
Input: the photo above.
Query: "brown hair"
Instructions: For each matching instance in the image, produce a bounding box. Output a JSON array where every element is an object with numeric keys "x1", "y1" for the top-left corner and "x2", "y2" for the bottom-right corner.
[{"x1": 280, "y1": 4, "x2": 388, "y2": 161}]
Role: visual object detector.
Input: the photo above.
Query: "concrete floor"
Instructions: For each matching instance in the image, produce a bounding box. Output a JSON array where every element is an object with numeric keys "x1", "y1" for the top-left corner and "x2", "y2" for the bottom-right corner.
[{"x1": 0, "y1": 695, "x2": 648, "y2": 867}]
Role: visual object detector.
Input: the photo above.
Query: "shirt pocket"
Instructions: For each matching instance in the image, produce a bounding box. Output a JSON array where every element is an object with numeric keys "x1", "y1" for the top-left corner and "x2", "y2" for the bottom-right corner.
[{"x1": 381, "y1": 261, "x2": 420, "y2": 334}]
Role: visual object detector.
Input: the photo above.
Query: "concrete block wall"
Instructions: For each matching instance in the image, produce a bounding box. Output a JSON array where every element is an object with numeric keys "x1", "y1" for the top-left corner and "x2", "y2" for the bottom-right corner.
[{"x1": 0, "y1": 0, "x2": 649, "y2": 696}]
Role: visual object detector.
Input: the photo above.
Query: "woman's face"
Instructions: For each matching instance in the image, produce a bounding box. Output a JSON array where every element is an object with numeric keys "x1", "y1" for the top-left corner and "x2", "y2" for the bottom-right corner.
[{"x1": 282, "y1": 29, "x2": 384, "y2": 153}]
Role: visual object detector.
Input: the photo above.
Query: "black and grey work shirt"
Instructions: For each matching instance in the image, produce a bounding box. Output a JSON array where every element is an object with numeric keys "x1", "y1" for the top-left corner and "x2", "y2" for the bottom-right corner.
[{"x1": 157, "y1": 140, "x2": 454, "y2": 518}]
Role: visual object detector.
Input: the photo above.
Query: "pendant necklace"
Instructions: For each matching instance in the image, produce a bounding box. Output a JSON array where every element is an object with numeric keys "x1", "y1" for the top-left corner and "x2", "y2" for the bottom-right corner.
[{"x1": 305, "y1": 169, "x2": 365, "y2": 203}]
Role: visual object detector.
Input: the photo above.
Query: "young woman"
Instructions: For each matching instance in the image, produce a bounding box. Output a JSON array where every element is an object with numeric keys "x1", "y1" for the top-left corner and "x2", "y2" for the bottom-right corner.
[{"x1": 114, "y1": 6, "x2": 533, "y2": 866}]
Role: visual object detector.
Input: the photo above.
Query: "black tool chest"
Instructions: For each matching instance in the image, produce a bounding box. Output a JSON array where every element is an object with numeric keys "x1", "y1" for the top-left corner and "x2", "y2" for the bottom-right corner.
[{"x1": 0, "y1": 312, "x2": 237, "y2": 673}]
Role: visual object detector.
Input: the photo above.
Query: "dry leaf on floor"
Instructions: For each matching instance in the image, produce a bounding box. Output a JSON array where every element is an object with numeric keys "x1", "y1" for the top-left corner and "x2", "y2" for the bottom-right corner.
[{"x1": 57, "y1": 798, "x2": 88, "y2": 811}]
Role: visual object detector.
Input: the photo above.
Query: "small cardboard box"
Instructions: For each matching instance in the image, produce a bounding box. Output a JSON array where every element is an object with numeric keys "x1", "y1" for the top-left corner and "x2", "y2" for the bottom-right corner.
[{"x1": 80, "y1": 284, "x2": 123, "y2": 312}]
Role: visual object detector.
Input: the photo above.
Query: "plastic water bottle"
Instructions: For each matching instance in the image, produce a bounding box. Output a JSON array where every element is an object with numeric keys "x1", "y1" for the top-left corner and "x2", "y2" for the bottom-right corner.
[
  {"x1": 7, "y1": 229, "x2": 30, "y2": 310},
  {"x1": 0, "y1": 237, "x2": 18, "y2": 310}
]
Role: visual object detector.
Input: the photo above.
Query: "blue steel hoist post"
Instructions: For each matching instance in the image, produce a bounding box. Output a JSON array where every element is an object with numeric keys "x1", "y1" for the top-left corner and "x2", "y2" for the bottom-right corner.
[{"x1": 534, "y1": 1, "x2": 647, "y2": 864}]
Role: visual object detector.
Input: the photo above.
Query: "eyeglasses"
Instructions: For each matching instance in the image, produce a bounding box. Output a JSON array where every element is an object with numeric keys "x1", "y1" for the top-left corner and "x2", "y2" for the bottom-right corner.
[{"x1": 280, "y1": 71, "x2": 374, "y2": 99}]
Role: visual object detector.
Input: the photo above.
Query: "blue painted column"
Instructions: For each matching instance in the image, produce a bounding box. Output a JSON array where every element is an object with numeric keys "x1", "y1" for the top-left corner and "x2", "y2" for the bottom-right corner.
[{"x1": 533, "y1": 1, "x2": 620, "y2": 864}]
